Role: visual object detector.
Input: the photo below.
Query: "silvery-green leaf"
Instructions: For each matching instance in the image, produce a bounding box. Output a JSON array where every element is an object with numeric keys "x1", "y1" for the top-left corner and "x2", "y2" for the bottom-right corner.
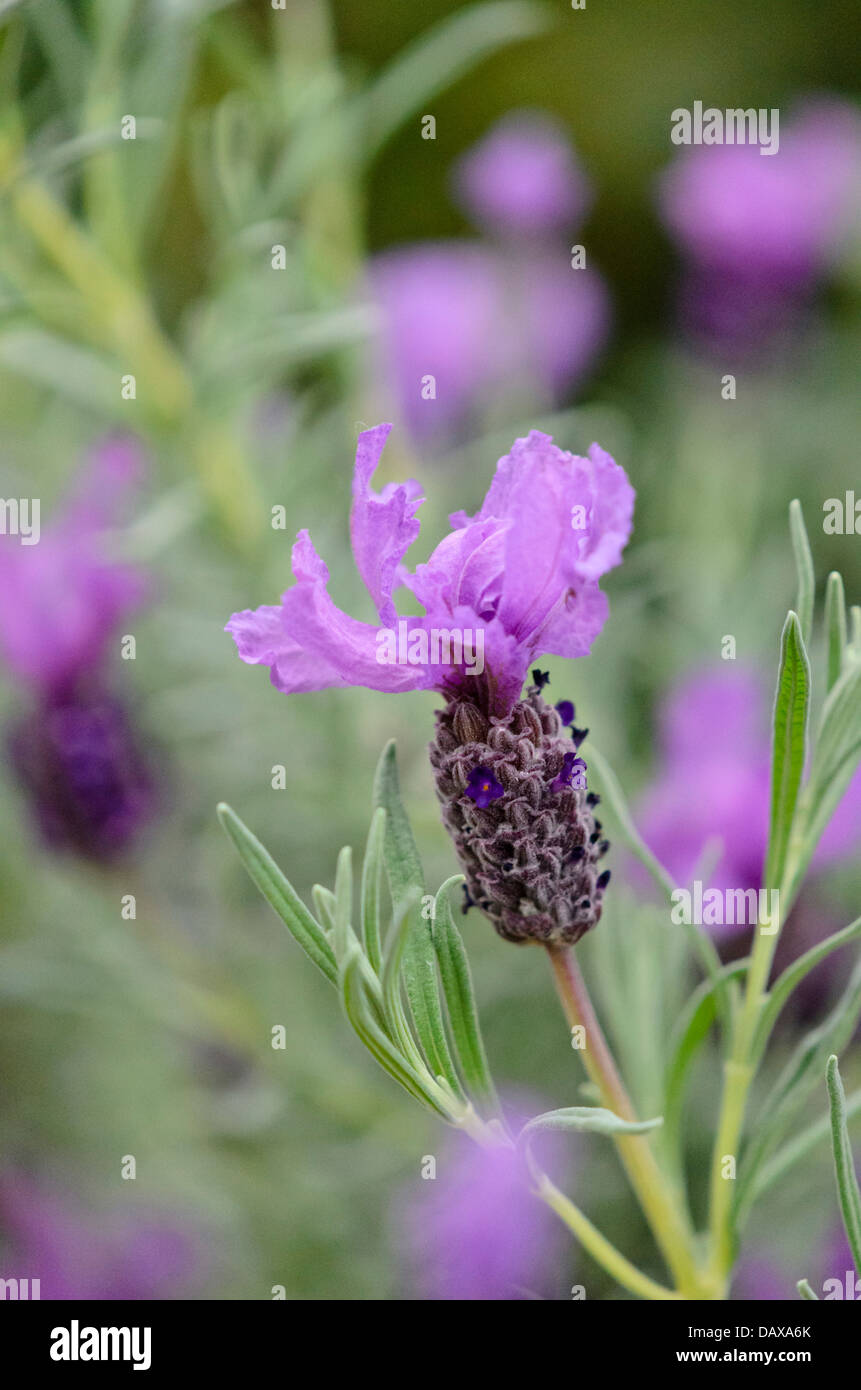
[
  {"x1": 734, "y1": 953, "x2": 861, "y2": 1232},
  {"x1": 789, "y1": 500, "x2": 814, "y2": 647},
  {"x1": 748, "y1": 1088, "x2": 861, "y2": 1208},
  {"x1": 786, "y1": 655, "x2": 861, "y2": 904},
  {"x1": 360, "y1": 807, "x2": 385, "y2": 975},
  {"x1": 824, "y1": 571, "x2": 848, "y2": 692},
  {"x1": 797, "y1": 1279, "x2": 818, "y2": 1300},
  {"x1": 764, "y1": 610, "x2": 810, "y2": 893},
  {"x1": 520, "y1": 1107, "x2": 663, "y2": 1149},
  {"x1": 826, "y1": 1055, "x2": 861, "y2": 1275},
  {"x1": 373, "y1": 742, "x2": 463, "y2": 1100},
  {"x1": 312, "y1": 884, "x2": 336, "y2": 934},
  {"x1": 339, "y1": 947, "x2": 449, "y2": 1118},
  {"x1": 217, "y1": 801, "x2": 337, "y2": 986},
  {"x1": 752, "y1": 916, "x2": 861, "y2": 1064},
  {"x1": 433, "y1": 877, "x2": 501, "y2": 1117},
  {"x1": 332, "y1": 845, "x2": 352, "y2": 965},
  {"x1": 663, "y1": 959, "x2": 749, "y2": 1173}
]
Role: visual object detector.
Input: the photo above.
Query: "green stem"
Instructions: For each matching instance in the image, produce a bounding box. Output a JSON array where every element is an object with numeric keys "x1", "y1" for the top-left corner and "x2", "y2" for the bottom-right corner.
[
  {"x1": 534, "y1": 1171, "x2": 682, "y2": 1301},
  {"x1": 546, "y1": 944, "x2": 713, "y2": 1298}
]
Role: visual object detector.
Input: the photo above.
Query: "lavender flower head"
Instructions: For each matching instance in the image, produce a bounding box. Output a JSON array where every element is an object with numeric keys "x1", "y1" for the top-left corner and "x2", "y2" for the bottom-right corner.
[
  {"x1": 402, "y1": 1134, "x2": 559, "y2": 1300},
  {"x1": 371, "y1": 111, "x2": 609, "y2": 443},
  {"x1": 658, "y1": 100, "x2": 861, "y2": 351},
  {"x1": 227, "y1": 424, "x2": 634, "y2": 944},
  {"x1": 0, "y1": 1172, "x2": 203, "y2": 1300},
  {"x1": 451, "y1": 109, "x2": 593, "y2": 236},
  {"x1": 0, "y1": 440, "x2": 155, "y2": 859}
]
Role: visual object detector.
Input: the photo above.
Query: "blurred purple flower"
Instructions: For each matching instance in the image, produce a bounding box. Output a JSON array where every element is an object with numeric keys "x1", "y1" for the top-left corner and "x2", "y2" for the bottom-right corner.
[
  {"x1": 636, "y1": 666, "x2": 861, "y2": 928},
  {"x1": 0, "y1": 1173, "x2": 203, "y2": 1300},
  {"x1": 404, "y1": 1138, "x2": 558, "y2": 1300},
  {"x1": 734, "y1": 1226, "x2": 855, "y2": 1301},
  {"x1": 370, "y1": 244, "x2": 509, "y2": 441},
  {"x1": 658, "y1": 99, "x2": 861, "y2": 351},
  {"x1": 452, "y1": 110, "x2": 592, "y2": 236},
  {"x1": 0, "y1": 439, "x2": 156, "y2": 860},
  {"x1": 226, "y1": 423, "x2": 634, "y2": 718},
  {"x1": 371, "y1": 112, "x2": 609, "y2": 443},
  {"x1": 0, "y1": 438, "x2": 147, "y2": 697},
  {"x1": 371, "y1": 245, "x2": 609, "y2": 443}
]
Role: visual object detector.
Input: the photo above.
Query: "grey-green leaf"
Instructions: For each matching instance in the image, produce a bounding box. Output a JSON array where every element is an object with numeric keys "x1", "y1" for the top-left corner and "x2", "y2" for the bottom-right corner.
[
  {"x1": 217, "y1": 801, "x2": 337, "y2": 986},
  {"x1": 360, "y1": 807, "x2": 386, "y2": 975},
  {"x1": 764, "y1": 611, "x2": 810, "y2": 893},
  {"x1": 824, "y1": 571, "x2": 848, "y2": 693},
  {"x1": 826, "y1": 1055, "x2": 861, "y2": 1276},
  {"x1": 520, "y1": 1107, "x2": 663, "y2": 1149},
  {"x1": 372, "y1": 742, "x2": 463, "y2": 1099},
  {"x1": 789, "y1": 500, "x2": 814, "y2": 648},
  {"x1": 434, "y1": 877, "x2": 501, "y2": 1116}
]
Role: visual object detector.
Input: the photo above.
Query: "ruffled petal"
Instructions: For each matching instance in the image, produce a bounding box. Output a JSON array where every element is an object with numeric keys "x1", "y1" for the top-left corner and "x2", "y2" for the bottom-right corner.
[{"x1": 349, "y1": 424, "x2": 423, "y2": 625}]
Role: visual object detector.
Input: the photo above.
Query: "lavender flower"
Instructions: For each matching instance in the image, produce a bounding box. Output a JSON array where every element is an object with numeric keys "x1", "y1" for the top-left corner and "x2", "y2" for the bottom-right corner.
[
  {"x1": 0, "y1": 1172, "x2": 203, "y2": 1300},
  {"x1": 451, "y1": 109, "x2": 592, "y2": 237},
  {"x1": 227, "y1": 424, "x2": 634, "y2": 944},
  {"x1": 733, "y1": 1226, "x2": 854, "y2": 1301},
  {"x1": 0, "y1": 440, "x2": 155, "y2": 859},
  {"x1": 403, "y1": 1137, "x2": 559, "y2": 1300},
  {"x1": 658, "y1": 100, "x2": 861, "y2": 352},
  {"x1": 371, "y1": 112, "x2": 609, "y2": 443}
]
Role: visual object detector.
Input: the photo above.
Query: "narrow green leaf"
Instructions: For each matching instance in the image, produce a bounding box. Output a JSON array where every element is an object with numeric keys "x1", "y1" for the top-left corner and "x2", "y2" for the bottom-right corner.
[
  {"x1": 789, "y1": 500, "x2": 815, "y2": 647},
  {"x1": 332, "y1": 845, "x2": 353, "y2": 965},
  {"x1": 824, "y1": 571, "x2": 848, "y2": 692},
  {"x1": 217, "y1": 802, "x2": 337, "y2": 986},
  {"x1": 312, "y1": 884, "x2": 336, "y2": 934},
  {"x1": 850, "y1": 606, "x2": 861, "y2": 652},
  {"x1": 785, "y1": 657, "x2": 861, "y2": 905},
  {"x1": 373, "y1": 743, "x2": 464, "y2": 1099},
  {"x1": 434, "y1": 877, "x2": 501, "y2": 1116},
  {"x1": 520, "y1": 1107, "x2": 663, "y2": 1149},
  {"x1": 748, "y1": 1089, "x2": 861, "y2": 1207},
  {"x1": 797, "y1": 1278, "x2": 819, "y2": 1300},
  {"x1": 340, "y1": 948, "x2": 448, "y2": 1117},
  {"x1": 753, "y1": 916, "x2": 861, "y2": 1063},
  {"x1": 359, "y1": 2, "x2": 551, "y2": 160},
  {"x1": 764, "y1": 611, "x2": 810, "y2": 893},
  {"x1": 381, "y1": 887, "x2": 426, "y2": 1068},
  {"x1": 734, "y1": 954, "x2": 861, "y2": 1232},
  {"x1": 826, "y1": 1055, "x2": 861, "y2": 1275},
  {"x1": 360, "y1": 807, "x2": 386, "y2": 975},
  {"x1": 663, "y1": 960, "x2": 749, "y2": 1170}
]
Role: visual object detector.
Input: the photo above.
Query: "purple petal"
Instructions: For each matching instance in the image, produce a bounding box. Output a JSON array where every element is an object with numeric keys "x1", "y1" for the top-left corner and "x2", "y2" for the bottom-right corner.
[{"x1": 350, "y1": 423, "x2": 423, "y2": 625}]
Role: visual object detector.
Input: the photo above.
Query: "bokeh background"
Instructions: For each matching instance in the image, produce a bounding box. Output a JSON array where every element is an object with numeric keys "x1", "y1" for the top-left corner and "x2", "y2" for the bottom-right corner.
[{"x1": 0, "y1": 0, "x2": 858, "y2": 1300}]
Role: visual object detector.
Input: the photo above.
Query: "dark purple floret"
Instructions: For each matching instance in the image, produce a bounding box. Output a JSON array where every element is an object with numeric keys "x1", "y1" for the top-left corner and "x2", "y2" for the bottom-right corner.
[
  {"x1": 596, "y1": 869, "x2": 611, "y2": 891},
  {"x1": 7, "y1": 688, "x2": 155, "y2": 861},
  {"x1": 430, "y1": 689, "x2": 610, "y2": 946},
  {"x1": 531, "y1": 669, "x2": 551, "y2": 691},
  {"x1": 551, "y1": 752, "x2": 587, "y2": 792},
  {"x1": 465, "y1": 765, "x2": 505, "y2": 809},
  {"x1": 570, "y1": 726, "x2": 589, "y2": 749},
  {"x1": 555, "y1": 699, "x2": 575, "y2": 727}
]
